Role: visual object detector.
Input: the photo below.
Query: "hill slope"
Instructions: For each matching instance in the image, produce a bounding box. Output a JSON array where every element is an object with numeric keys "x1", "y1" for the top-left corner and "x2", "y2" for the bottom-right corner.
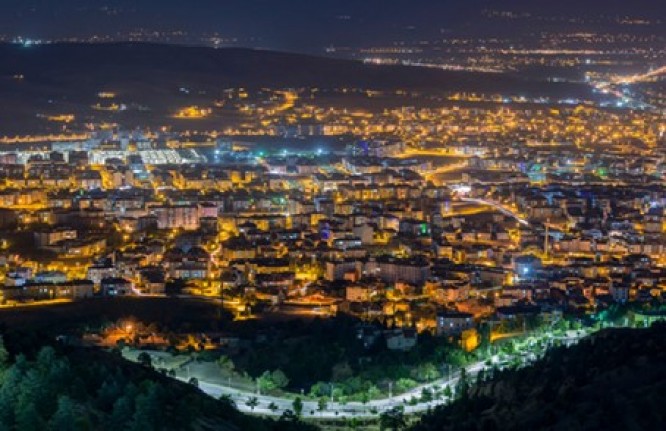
[
  {"x1": 411, "y1": 324, "x2": 666, "y2": 431},
  {"x1": 0, "y1": 329, "x2": 318, "y2": 431}
]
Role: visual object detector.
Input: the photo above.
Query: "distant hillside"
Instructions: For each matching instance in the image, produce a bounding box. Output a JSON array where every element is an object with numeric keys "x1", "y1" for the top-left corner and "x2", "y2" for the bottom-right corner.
[
  {"x1": 0, "y1": 43, "x2": 592, "y2": 134},
  {"x1": 411, "y1": 323, "x2": 666, "y2": 431},
  {"x1": 0, "y1": 42, "x2": 591, "y2": 93}
]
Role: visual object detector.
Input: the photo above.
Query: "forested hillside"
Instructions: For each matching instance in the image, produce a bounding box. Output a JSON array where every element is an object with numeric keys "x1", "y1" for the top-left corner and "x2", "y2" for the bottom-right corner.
[
  {"x1": 411, "y1": 323, "x2": 666, "y2": 431},
  {"x1": 0, "y1": 331, "x2": 318, "y2": 431}
]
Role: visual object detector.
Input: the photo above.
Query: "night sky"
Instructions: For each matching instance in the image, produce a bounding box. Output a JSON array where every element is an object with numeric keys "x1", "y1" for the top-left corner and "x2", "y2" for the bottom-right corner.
[{"x1": 0, "y1": 0, "x2": 664, "y2": 52}]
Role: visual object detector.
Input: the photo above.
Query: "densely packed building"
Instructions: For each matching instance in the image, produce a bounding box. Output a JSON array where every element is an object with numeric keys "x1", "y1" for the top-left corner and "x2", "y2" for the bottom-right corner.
[{"x1": 0, "y1": 93, "x2": 664, "y2": 345}]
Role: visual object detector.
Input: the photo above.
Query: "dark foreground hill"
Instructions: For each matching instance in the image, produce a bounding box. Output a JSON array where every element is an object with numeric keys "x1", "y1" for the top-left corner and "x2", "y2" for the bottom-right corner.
[
  {"x1": 0, "y1": 330, "x2": 318, "y2": 431},
  {"x1": 411, "y1": 323, "x2": 666, "y2": 431},
  {"x1": 0, "y1": 42, "x2": 592, "y2": 134}
]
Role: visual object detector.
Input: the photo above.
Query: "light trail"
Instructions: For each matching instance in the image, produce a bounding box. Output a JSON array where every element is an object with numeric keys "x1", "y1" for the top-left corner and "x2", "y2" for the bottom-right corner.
[
  {"x1": 362, "y1": 58, "x2": 503, "y2": 74},
  {"x1": 613, "y1": 66, "x2": 666, "y2": 84},
  {"x1": 460, "y1": 197, "x2": 530, "y2": 226}
]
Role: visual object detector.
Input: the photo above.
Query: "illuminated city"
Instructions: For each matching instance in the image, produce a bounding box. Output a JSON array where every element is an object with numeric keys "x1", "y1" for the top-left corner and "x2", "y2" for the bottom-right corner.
[{"x1": 0, "y1": 1, "x2": 663, "y2": 430}]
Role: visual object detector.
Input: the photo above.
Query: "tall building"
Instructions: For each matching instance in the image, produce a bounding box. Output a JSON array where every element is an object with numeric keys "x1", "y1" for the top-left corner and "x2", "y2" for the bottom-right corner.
[{"x1": 152, "y1": 205, "x2": 200, "y2": 230}]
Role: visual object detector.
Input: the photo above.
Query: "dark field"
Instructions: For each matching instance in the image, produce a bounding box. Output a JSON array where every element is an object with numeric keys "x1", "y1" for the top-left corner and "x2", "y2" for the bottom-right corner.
[{"x1": 0, "y1": 297, "x2": 230, "y2": 333}]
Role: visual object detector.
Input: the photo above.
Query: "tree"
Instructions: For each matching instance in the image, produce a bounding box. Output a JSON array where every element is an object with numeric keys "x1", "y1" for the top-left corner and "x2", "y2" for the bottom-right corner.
[
  {"x1": 258, "y1": 371, "x2": 276, "y2": 392},
  {"x1": 317, "y1": 396, "x2": 328, "y2": 415},
  {"x1": 443, "y1": 385, "x2": 452, "y2": 399},
  {"x1": 308, "y1": 381, "x2": 327, "y2": 397},
  {"x1": 279, "y1": 409, "x2": 299, "y2": 423},
  {"x1": 96, "y1": 379, "x2": 123, "y2": 411},
  {"x1": 420, "y1": 387, "x2": 433, "y2": 403},
  {"x1": 367, "y1": 385, "x2": 381, "y2": 400},
  {"x1": 245, "y1": 396, "x2": 259, "y2": 411},
  {"x1": 476, "y1": 369, "x2": 486, "y2": 385},
  {"x1": 395, "y1": 378, "x2": 417, "y2": 393},
  {"x1": 379, "y1": 406, "x2": 407, "y2": 431},
  {"x1": 411, "y1": 362, "x2": 440, "y2": 382},
  {"x1": 218, "y1": 394, "x2": 236, "y2": 410},
  {"x1": 268, "y1": 402, "x2": 279, "y2": 412},
  {"x1": 217, "y1": 356, "x2": 235, "y2": 372},
  {"x1": 0, "y1": 337, "x2": 9, "y2": 371},
  {"x1": 15, "y1": 399, "x2": 46, "y2": 431},
  {"x1": 292, "y1": 397, "x2": 303, "y2": 417},
  {"x1": 129, "y1": 385, "x2": 162, "y2": 431},
  {"x1": 137, "y1": 352, "x2": 152, "y2": 368},
  {"x1": 271, "y1": 369, "x2": 289, "y2": 389},
  {"x1": 188, "y1": 377, "x2": 199, "y2": 387},
  {"x1": 331, "y1": 387, "x2": 344, "y2": 402},
  {"x1": 49, "y1": 396, "x2": 77, "y2": 431},
  {"x1": 448, "y1": 349, "x2": 469, "y2": 367},
  {"x1": 456, "y1": 368, "x2": 469, "y2": 400},
  {"x1": 36, "y1": 346, "x2": 57, "y2": 370},
  {"x1": 109, "y1": 396, "x2": 133, "y2": 429}
]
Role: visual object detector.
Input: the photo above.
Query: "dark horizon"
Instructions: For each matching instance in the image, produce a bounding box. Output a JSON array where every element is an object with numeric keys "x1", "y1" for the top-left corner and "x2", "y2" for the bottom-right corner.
[{"x1": 0, "y1": 0, "x2": 664, "y2": 53}]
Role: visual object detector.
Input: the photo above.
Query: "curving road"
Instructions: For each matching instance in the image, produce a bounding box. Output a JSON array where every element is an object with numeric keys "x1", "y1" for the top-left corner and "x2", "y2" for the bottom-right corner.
[
  {"x1": 460, "y1": 197, "x2": 529, "y2": 226},
  {"x1": 171, "y1": 329, "x2": 592, "y2": 419},
  {"x1": 185, "y1": 362, "x2": 485, "y2": 418}
]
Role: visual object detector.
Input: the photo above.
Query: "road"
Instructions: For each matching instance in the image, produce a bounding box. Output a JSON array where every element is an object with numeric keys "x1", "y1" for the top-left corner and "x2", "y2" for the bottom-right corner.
[
  {"x1": 460, "y1": 197, "x2": 529, "y2": 226},
  {"x1": 171, "y1": 328, "x2": 592, "y2": 419},
  {"x1": 184, "y1": 361, "x2": 486, "y2": 419},
  {"x1": 613, "y1": 66, "x2": 666, "y2": 84}
]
